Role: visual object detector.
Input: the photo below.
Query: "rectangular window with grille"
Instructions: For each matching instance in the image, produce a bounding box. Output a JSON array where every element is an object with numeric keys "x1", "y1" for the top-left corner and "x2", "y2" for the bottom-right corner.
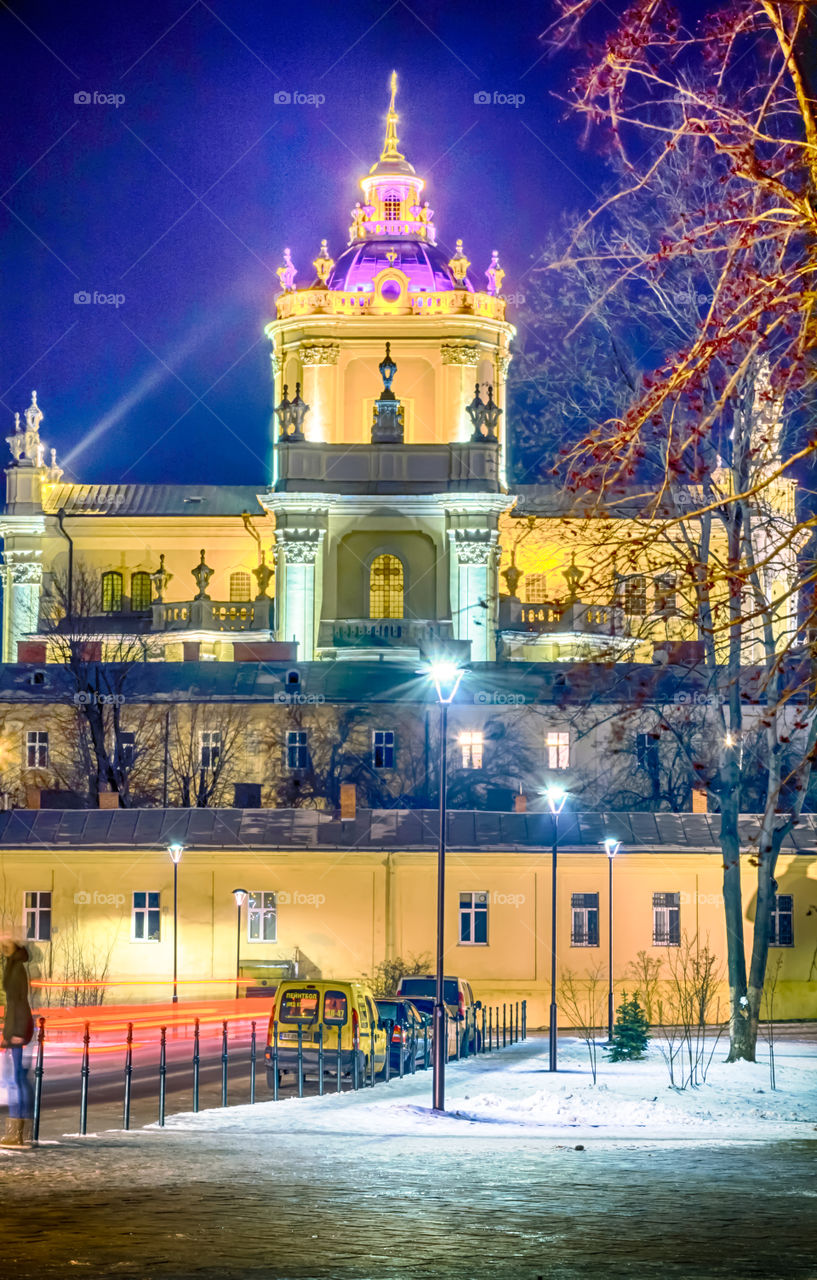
[
  {"x1": 373, "y1": 730, "x2": 395, "y2": 769},
  {"x1": 199, "y1": 730, "x2": 222, "y2": 770},
  {"x1": 571, "y1": 893, "x2": 599, "y2": 946},
  {"x1": 230, "y1": 572, "x2": 252, "y2": 602},
  {"x1": 459, "y1": 731, "x2": 483, "y2": 769},
  {"x1": 248, "y1": 891, "x2": 277, "y2": 942},
  {"x1": 653, "y1": 892, "x2": 681, "y2": 946},
  {"x1": 132, "y1": 891, "x2": 160, "y2": 942},
  {"x1": 624, "y1": 575, "x2": 647, "y2": 615},
  {"x1": 119, "y1": 731, "x2": 136, "y2": 769},
  {"x1": 459, "y1": 892, "x2": 488, "y2": 945},
  {"x1": 24, "y1": 891, "x2": 51, "y2": 943},
  {"x1": 653, "y1": 574, "x2": 677, "y2": 615},
  {"x1": 383, "y1": 196, "x2": 401, "y2": 219},
  {"x1": 769, "y1": 894, "x2": 794, "y2": 947},
  {"x1": 286, "y1": 730, "x2": 308, "y2": 771},
  {"x1": 546, "y1": 730, "x2": 570, "y2": 770},
  {"x1": 26, "y1": 731, "x2": 49, "y2": 769},
  {"x1": 524, "y1": 573, "x2": 549, "y2": 604}
]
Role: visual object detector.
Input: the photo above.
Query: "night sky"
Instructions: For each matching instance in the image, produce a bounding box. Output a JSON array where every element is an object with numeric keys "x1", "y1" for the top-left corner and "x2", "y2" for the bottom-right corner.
[{"x1": 0, "y1": 0, "x2": 717, "y2": 487}]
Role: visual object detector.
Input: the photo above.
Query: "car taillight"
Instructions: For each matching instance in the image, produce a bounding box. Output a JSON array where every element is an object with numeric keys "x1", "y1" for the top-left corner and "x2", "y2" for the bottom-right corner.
[
  {"x1": 391, "y1": 1026, "x2": 407, "y2": 1044},
  {"x1": 459, "y1": 994, "x2": 465, "y2": 1019},
  {"x1": 352, "y1": 1008, "x2": 360, "y2": 1049}
]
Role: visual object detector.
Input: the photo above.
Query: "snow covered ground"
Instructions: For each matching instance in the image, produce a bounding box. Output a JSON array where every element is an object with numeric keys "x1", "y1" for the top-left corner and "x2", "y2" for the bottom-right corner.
[{"x1": 153, "y1": 1033, "x2": 817, "y2": 1144}]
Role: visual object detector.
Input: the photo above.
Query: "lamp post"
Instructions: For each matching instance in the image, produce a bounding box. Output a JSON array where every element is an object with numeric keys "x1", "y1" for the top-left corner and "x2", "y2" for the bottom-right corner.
[
  {"x1": 232, "y1": 889, "x2": 248, "y2": 1000},
  {"x1": 545, "y1": 786, "x2": 567, "y2": 1071},
  {"x1": 428, "y1": 660, "x2": 465, "y2": 1113},
  {"x1": 167, "y1": 843, "x2": 184, "y2": 1004},
  {"x1": 604, "y1": 838, "x2": 621, "y2": 1042}
]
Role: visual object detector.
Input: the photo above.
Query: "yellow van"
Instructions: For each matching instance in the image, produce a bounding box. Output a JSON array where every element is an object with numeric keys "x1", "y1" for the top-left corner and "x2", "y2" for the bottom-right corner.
[{"x1": 264, "y1": 980, "x2": 387, "y2": 1087}]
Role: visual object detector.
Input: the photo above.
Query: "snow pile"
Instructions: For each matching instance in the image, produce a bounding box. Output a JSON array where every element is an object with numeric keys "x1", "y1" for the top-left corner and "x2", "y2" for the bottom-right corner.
[{"x1": 154, "y1": 1036, "x2": 817, "y2": 1144}]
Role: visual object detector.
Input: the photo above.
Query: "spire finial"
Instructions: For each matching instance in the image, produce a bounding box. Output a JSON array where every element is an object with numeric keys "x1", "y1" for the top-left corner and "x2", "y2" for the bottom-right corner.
[{"x1": 380, "y1": 70, "x2": 405, "y2": 163}]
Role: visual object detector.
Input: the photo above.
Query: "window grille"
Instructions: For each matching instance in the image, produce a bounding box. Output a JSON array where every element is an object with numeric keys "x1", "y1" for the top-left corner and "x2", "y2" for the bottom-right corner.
[
  {"x1": 459, "y1": 731, "x2": 483, "y2": 769},
  {"x1": 248, "y1": 891, "x2": 277, "y2": 942},
  {"x1": 24, "y1": 891, "x2": 51, "y2": 942},
  {"x1": 133, "y1": 891, "x2": 160, "y2": 941},
  {"x1": 373, "y1": 730, "x2": 395, "y2": 769},
  {"x1": 546, "y1": 730, "x2": 570, "y2": 770},
  {"x1": 26, "y1": 731, "x2": 49, "y2": 769},
  {"x1": 571, "y1": 892, "x2": 599, "y2": 946},
  {"x1": 130, "y1": 572, "x2": 152, "y2": 611},
  {"x1": 230, "y1": 572, "x2": 252, "y2": 602},
  {"x1": 369, "y1": 555, "x2": 404, "y2": 618},
  {"x1": 286, "y1": 730, "x2": 308, "y2": 771},
  {"x1": 653, "y1": 892, "x2": 681, "y2": 946},
  {"x1": 102, "y1": 571, "x2": 123, "y2": 613},
  {"x1": 769, "y1": 894, "x2": 794, "y2": 947}
]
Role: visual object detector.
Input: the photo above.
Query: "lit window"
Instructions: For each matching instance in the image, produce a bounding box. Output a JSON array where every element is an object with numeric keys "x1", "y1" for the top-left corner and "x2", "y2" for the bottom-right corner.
[
  {"x1": 369, "y1": 554, "x2": 404, "y2": 619},
  {"x1": 199, "y1": 730, "x2": 222, "y2": 770},
  {"x1": 248, "y1": 892, "x2": 277, "y2": 942},
  {"x1": 230, "y1": 572, "x2": 252, "y2": 602},
  {"x1": 623, "y1": 575, "x2": 647, "y2": 615},
  {"x1": 546, "y1": 731, "x2": 570, "y2": 770},
  {"x1": 24, "y1": 891, "x2": 51, "y2": 943},
  {"x1": 373, "y1": 730, "x2": 395, "y2": 769},
  {"x1": 383, "y1": 195, "x2": 401, "y2": 220},
  {"x1": 132, "y1": 891, "x2": 160, "y2": 942},
  {"x1": 26, "y1": 731, "x2": 49, "y2": 769},
  {"x1": 524, "y1": 574, "x2": 549, "y2": 604},
  {"x1": 571, "y1": 893, "x2": 599, "y2": 947},
  {"x1": 102, "y1": 571, "x2": 123, "y2": 613},
  {"x1": 769, "y1": 894, "x2": 793, "y2": 947},
  {"x1": 459, "y1": 892, "x2": 488, "y2": 945},
  {"x1": 653, "y1": 892, "x2": 681, "y2": 946},
  {"x1": 286, "y1": 730, "x2": 308, "y2": 771},
  {"x1": 459, "y1": 731, "x2": 483, "y2": 769},
  {"x1": 130, "y1": 572, "x2": 152, "y2": 611}
]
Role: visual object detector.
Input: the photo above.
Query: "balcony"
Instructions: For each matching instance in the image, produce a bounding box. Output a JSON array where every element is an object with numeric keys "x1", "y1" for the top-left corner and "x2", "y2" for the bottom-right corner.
[
  {"x1": 498, "y1": 597, "x2": 632, "y2": 660},
  {"x1": 317, "y1": 617, "x2": 456, "y2": 656},
  {"x1": 275, "y1": 439, "x2": 500, "y2": 494},
  {"x1": 273, "y1": 288, "x2": 506, "y2": 322},
  {"x1": 152, "y1": 599, "x2": 274, "y2": 634}
]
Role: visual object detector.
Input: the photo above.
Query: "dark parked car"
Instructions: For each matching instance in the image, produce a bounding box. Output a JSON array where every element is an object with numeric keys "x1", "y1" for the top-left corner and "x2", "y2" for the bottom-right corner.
[
  {"x1": 394, "y1": 975, "x2": 482, "y2": 1054},
  {"x1": 375, "y1": 997, "x2": 429, "y2": 1071}
]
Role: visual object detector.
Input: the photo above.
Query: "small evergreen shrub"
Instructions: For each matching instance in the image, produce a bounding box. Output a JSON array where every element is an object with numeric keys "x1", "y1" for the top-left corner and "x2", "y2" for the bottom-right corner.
[{"x1": 606, "y1": 992, "x2": 650, "y2": 1061}]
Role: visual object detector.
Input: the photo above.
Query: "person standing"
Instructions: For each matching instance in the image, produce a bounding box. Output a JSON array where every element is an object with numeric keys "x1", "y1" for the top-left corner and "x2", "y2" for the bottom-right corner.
[{"x1": 1, "y1": 938, "x2": 35, "y2": 1148}]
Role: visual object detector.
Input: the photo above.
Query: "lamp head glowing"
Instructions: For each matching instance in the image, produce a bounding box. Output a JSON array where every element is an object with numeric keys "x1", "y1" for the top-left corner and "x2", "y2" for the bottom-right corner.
[
  {"x1": 232, "y1": 888, "x2": 248, "y2": 908},
  {"x1": 545, "y1": 785, "x2": 567, "y2": 815},
  {"x1": 167, "y1": 843, "x2": 184, "y2": 864},
  {"x1": 427, "y1": 660, "x2": 465, "y2": 704},
  {"x1": 604, "y1": 838, "x2": 621, "y2": 859}
]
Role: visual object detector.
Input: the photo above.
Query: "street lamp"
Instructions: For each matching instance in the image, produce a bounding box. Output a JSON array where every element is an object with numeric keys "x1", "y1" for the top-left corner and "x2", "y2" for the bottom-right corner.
[
  {"x1": 545, "y1": 785, "x2": 567, "y2": 1072},
  {"x1": 167, "y1": 843, "x2": 184, "y2": 1004},
  {"x1": 427, "y1": 659, "x2": 465, "y2": 1113},
  {"x1": 603, "y1": 838, "x2": 621, "y2": 1042},
  {"x1": 232, "y1": 888, "x2": 248, "y2": 1000}
]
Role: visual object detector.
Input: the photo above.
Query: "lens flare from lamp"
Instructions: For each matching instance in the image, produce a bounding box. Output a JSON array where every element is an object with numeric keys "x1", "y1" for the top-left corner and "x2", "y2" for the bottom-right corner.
[
  {"x1": 232, "y1": 888, "x2": 248, "y2": 907},
  {"x1": 545, "y1": 785, "x2": 567, "y2": 815},
  {"x1": 604, "y1": 838, "x2": 621, "y2": 859},
  {"x1": 427, "y1": 661, "x2": 464, "y2": 704},
  {"x1": 167, "y1": 843, "x2": 184, "y2": 864}
]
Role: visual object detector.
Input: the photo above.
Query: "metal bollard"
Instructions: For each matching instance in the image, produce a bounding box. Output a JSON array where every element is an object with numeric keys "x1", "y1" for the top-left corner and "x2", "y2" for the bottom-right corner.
[
  {"x1": 487, "y1": 1007, "x2": 492, "y2": 1052},
  {"x1": 192, "y1": 1017, "x2": 201, "y2": 1112},
  {"x1": 297, "y1": 1024, "x2": 304, "y2": 1098},
  {"x1": 456, "y1": 1013, "x2": 461, "y2": 1061},
  {"x1": 502, "y1": 1003, "x2": 507, "y2": 1048},
  {"x1": 79, "y1": 1022, "x2": 90, "y2": 1136},
  {"x1": 353, "y1": 1038, "x2": 360, "y2": 1091},
  {"x1": 409, "y1": 1024, "x2": 416, "y2": 1076},
  {"x1": 221, "y1": 1020, "x2": 229, "y2": 1107},
  {"x1": 496, "y1": 1006, "x2": 500, "y2": 1050},
  {"x1": 369, "y1": 1024, "x2": 375, "y2": 1088},
  {"x1": 318, "y1": 1024, "x2": 324, "y2": 1097},
  {"x1": 522, "y1": 999, "x2": 527, "y2": 1040},
  {"x1": 250, "y1": 1021, "x2": 257, "y2": 1105},
  {"x1": 336, "y1": 1024, "x2": 342, "y2": 1094},
  {"x1": 32, "y1": 1017, "x2": 45, "y2": 1144},
  {"x1": 384, "y1": 1021, "x2": 392, "y2": 1084},
  {"x1": 273, "y1": 1022, "x2": 279, "y2": 1101},
  {"x1": 423, "y1": 1019, "x2": 429, "y2": 1070},
  {"x1": 158, "y1": 1026, "x2": 167, "y2": 1127},
  {"x1": 481, "y1": 1006, "x2": 486, "y2": 1054},
  {"x1": 515, "y1": 1002, "x2": 519, "y2": 1043},
  {"x1": 123, "y1": 1021, "x2": 133, "y2": 1131}
]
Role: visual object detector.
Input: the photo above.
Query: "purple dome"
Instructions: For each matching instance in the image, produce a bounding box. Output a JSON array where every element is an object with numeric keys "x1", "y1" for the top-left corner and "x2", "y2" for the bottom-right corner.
[{"x1": 326, "y1": 241, "x2": 475, "y2": 293}]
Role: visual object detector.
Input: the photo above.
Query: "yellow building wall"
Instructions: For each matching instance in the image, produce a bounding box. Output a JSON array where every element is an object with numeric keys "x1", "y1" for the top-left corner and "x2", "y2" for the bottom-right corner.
[{"x1": 2, "y1": 845, "x2": 814, "y2": 1024}]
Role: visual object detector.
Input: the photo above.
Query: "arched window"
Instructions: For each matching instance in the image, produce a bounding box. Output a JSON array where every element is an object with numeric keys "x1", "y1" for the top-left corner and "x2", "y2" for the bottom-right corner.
[
  {"x1": 369, "y1": 554, "x2": 404, "y2": 619},
  {"x1": 130, "y1": 572, "x2": 152, "y2": 611},
  {"x1": 101, "y1": 571, "x2": 123, "y2": 613},
  {"x1": 230, "y1": 571, "x2": 252, "y2": 602},
  {"x1": 383, "y1": 193, "x2": 401, "y2": 220}
]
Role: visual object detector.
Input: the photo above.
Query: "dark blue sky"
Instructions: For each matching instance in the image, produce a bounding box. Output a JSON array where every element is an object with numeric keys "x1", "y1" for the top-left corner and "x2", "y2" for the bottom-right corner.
[{"x1": 0, "y1": 0, "x2": 715, "y2": 486}]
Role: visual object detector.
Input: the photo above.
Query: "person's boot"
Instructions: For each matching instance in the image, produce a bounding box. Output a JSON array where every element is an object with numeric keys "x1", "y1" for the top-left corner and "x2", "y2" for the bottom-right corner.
[
  {"x1": 21, "y1": 1119, "x2": 34, "y2": 1147},
  {"x1": 0, "y1": 1119, "x2": 25, "y2": 1147}
]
